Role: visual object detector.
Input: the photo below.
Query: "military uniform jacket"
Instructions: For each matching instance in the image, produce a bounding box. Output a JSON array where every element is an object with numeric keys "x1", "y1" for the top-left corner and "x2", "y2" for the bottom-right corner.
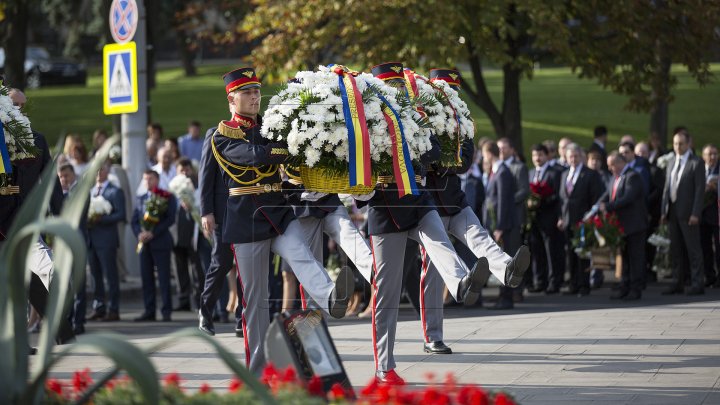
[
  {"x1": 288, "y1": 192, "x2": 342, "y2": 219},
  {"x1": 366, "y1": 134, "x2": 441, "y2": 235},
  {"x1": 212, "y1": 115, "x2": 294, "y2": 244},
  {"x1": 199, "y1": 127, "x2": 229, "y2": 223},
  {"x1": 425, "y1": 138, "x2": 474, "y2": 217}
]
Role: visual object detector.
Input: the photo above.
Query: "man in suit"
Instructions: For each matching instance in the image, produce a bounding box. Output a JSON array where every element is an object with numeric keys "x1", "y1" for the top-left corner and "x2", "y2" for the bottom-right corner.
[
  {"x1": 132, "y1": 170, "x2": 177, "y2": 321},
  {"x1": 482, "y1": 141, "x2": 520, "y2": 309},
  {"x1": 558, "y1": 143, "x2": 604, "y2": 296},
  {"x1": 661, "y1": 132, "x2": 706, "y2": 295},
  {"x1": 635, "y1": 141, "x2": 665, "y2": 279},
  {"x1": 86, "y1": 161, "x2": 126, "y2": 322},
  {"x1": 588, "y1": 125, "x2": 609, "y2": 173},
  {"x1": 599, "y1": 152, "x2": 648, "y2": 300},
  {"x1": 700, "y1": 144, "x2": 719, "y2": 287},
  {"x1": 497, "y1": 137, "x2": 529, "y2": 303},
  {"x1": 619, "y1": 141, "x2": 651, "y2": 195},
  {"x1": 527, "y1": 144, "x2": 565, "y2": 294}
]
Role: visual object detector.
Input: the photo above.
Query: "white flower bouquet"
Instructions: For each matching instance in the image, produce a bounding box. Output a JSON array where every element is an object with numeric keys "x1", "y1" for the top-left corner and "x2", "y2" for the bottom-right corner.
[
  {"x1": 168, "y1": 174, "x2": 211, "y2": 243},
  {"x1": 404, "y1": 71, "x2": 474, "y2": 166},
  {"x1": 88, "y1": 195, "x2": 113, "y2": 224},
  {"x1": 0, "y1": 83, "x2": 37, "y2": 164},
  {"x1": 261, "y1": 66, "x2": 432, "y2": 189}
]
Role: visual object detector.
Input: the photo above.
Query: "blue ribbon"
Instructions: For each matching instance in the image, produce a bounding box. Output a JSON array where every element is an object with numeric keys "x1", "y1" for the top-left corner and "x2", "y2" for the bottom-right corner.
[{"x1": 0, "y1": 123, "x2": 13, "y2": 174}]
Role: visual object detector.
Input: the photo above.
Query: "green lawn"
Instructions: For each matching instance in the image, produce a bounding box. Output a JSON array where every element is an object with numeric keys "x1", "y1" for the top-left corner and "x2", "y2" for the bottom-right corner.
[{"x1": 24, "y1": 64, "x2": 719, "y2": 157}]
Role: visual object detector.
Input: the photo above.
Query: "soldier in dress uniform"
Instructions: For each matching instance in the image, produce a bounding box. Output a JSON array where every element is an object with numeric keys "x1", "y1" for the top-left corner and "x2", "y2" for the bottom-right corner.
[
  {"x1": 210, "y1": 67, "x2": 354, "y2": 374},
  {"x1": 419, "y1": 68, "x2": 530, "y2": 353},
  {"x1": 359, "y1": 62, "x2": 491, "y2": 385}
]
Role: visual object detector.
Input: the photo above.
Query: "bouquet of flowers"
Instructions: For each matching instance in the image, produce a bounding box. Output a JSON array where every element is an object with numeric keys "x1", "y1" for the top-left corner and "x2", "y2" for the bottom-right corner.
[
  {"x1": 648, "y1": 224, "x2": 670, "y2": 248},
  {"x1": 87, "y1": 195, "x2": 113, "y2": 225},
  {"x1": 655, "y1": 152, "x2": 675, "y2": 170},
  {"x1": 168, "y1": 174, "x2": 211, "y2": 244},
  {"x1": 525, "y1": 180, "x2": 555, "y2": 231},
  {"x1": 571, "y1": 212, "x2": 625, "y2": 257},
  {"x1": 136, "y1": 187, "x2": 170, "y2": 253},
  {"x1": 403, "y1": 71, "x2": 474, "y2": 166},
  {"x1": 1, "y1": 82, "x2": 38, "y2": 187},
  {"x1": 262, "y1": 66, "x2": 432, "y2": 180}
]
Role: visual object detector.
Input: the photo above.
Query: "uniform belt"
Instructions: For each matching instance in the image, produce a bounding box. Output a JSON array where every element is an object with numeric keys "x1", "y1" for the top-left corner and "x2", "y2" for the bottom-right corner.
[
  {"x1": 228, "y1": 182, "x2": 284, "y2": 196},
  {"x1": 0, "y1": 186, "x2": 20, "y2": 196},
  {"x1": 377, "y1": 175, "x2": 423, "y2": 185}
]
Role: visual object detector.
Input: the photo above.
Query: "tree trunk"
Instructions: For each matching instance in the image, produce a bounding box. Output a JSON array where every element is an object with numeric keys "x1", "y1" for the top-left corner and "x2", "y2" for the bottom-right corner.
[
  {"x1": 176, "y1": 29, "x2": 197, "y2": 77},
  {"x1": 502, "y1": 64, "x2": 523, "y2": 155},
  {"x1": 462, "y1": 40, "x2": 503, "y2": 138},
  {"x1": 649, "y1": 51, "x2": 671, "y2": 146},
  {"x1": 2, "y1": 1, "x2": 29, "y2": 90}
]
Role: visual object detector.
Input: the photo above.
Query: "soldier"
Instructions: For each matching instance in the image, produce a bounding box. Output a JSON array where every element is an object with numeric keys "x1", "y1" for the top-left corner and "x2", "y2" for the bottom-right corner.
[
  {"x1": 210, "y1": 67, "x2": 354, "y2": 374},
  {"x1": 360, "y1": 62, "x2": 491, "y2": 384},
  {"x1": 419, "y1": 68, "x2": 530, "y2": 351}
]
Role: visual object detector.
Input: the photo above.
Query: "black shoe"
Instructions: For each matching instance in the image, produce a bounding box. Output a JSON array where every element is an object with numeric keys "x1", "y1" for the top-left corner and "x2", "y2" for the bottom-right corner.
[
  {"x1": 685, "y1": 286, "x2": 704, "y2": 296},
  {"x1": 72, "y1": 324, "x2": 86, "y2": 335},
  {"x1": 460, "y1": 257, "x2": 490, "y2": 307},
  {"x1": 610, "y1": 289, "x2": 629, "y2": 300},
  {"x1": 101, "y1": 312, "x2": 120, "y2": 322},
  {"x1": 527, "y1": 285, "x2": 547, "y2": 293},
  {"x1": 545, "y1": 286, "x2": 560, "y2": 295},
  {"x1": 623, "y1": 290, "x2": 641, "y2": 301},
  {"x1": 198, "y1": 310, "x2": 215, "y2": 336},
  {"x1": 705, "y1": 279, "x2": 717, "y2": 288},
  {"x1": 423, "y1": 341, "x2": 452, "y2": 354},
  {"x1": 235, "y1": 328, "x2": 243, "y2": 338},
  {"x1": 162, "y1": 315, "x2": 172, "y2": 322},
  {"x1": 505, "y1": 245, "x2": 531, "y2": 288},
  {"x1": 133, "y1": 312, "x2": 156, "y2": 322},
  {"x1": 488, "y1": 300, "x2": 514, "y2": 310},
  {"x1": 562, "y1": 287, "x2": 579, "y2": 296},
  {"x1": 328, "y1": 266, "x2": 355, "y2": 319},
  {"x1": 173, "y1": 303, "x2": 192, "y2": 312},
  {"x1": 87, "y1": 310, "x2": 106, "y2": 321},
  {"x1": 661, "y1": 286, "x2": 683, "y2": 295}
]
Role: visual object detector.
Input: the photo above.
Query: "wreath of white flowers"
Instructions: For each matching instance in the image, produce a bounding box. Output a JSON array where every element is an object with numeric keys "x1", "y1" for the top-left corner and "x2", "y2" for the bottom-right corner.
[{"x1": 0, "y1": 84, "x2": 36, "y2": 162}]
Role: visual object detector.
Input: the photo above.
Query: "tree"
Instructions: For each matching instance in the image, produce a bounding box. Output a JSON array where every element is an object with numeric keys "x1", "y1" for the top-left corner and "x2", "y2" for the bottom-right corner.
[
  {"x1": 552, "y1": 0, "x2": 719, "y2": 145},
  {"x1": 242, "y1": 0, "x2": 573, "y2": 152},
  {"x1": 0, "y1": 0, "x2": 33, "y2": 89}
]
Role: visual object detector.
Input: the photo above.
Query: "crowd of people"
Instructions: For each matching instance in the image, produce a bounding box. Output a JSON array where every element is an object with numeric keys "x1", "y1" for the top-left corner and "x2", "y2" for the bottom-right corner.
[{"x1": 4, "y1": 64, "x2": 718, "y2": 383}]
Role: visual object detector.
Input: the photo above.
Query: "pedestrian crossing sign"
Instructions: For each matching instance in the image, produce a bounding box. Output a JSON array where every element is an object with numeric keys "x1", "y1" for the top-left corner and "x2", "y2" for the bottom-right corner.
[{"x1": 103, "y1": 41, "x2": 138, "y2": 115}]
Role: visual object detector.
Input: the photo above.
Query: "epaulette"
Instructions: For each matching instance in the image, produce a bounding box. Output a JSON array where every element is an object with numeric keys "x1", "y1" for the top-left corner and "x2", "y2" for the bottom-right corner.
[{"x1": 217, "y1": 120, "x2": 247, "y2": 140}]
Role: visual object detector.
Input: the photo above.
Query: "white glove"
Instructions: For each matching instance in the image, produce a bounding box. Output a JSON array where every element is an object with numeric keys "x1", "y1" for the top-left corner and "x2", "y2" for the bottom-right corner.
[
  {"x1": 300, "y1": 191, "x2": 327, "y2": 202},
  {"x1": 350, "y1": 190, "x2": 375, "y2": 201}
]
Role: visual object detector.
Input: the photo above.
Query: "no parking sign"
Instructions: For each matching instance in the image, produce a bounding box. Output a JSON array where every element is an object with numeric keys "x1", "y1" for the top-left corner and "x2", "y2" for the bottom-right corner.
[{"x1": 109, "y1": 0, "x2": 138, "y2": 44}]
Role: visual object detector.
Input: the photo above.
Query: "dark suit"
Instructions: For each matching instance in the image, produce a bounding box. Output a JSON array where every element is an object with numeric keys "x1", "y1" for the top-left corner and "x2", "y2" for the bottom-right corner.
[
  {"x1": 600, "y1": 169, "x2": 648, "y2": 293},
  {"x1": 701, "y1": 162, "x2": 719, "y2": 285},
  {"x1": 506, "y1": 157, "x2": 530, "y2": 238},
  {"x1": 198, "y1": 127, "x2": 239, "y2": 322},
  {"x1": 528, "y1": 164, "x2": 565, "y2": 290},
  {"x1": 661, "y1": 153, "x2": 705, "y2": 290},
  {"x1": 645, "y1": 162, "x2": 666, "y2": 274},
  {"x1": 173, "y1": 199, "x2": 208, "y2": 310},
  {"x1": 560, "y1": 165, "x2": 604, "y2": 292},
  {"x1": 88, "y1": 182, "x2": 126, "y2": 315},
  {"x1": 132, "y1": 191, "x2": 177, "y2": 317},
  {"x1": 484, "y1": 162, "x2": 520, "y2": 306}
]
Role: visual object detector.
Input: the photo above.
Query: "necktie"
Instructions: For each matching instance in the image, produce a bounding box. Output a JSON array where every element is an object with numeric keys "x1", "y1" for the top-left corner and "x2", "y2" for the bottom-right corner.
[
  {"x1": 566, "y1": 169, "x2": 574, "y2": 195},
  {"x1": 611, "y1": 176, "x2": 621, "y2": 201},
  {"x1": 95, "y1": 185, "x2": 102, "y2": 197},
  {"x1": 671, "y1": 160, "x2": 682, "y2": 202},
  {"x1": 534, "y1": 169, "x2": 541, "y2": 183}
]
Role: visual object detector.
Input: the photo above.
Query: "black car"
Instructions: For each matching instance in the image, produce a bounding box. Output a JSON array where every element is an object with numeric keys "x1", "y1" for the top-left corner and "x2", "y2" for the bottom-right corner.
[{"x1": 0, "y1": 46, "x2": 87, "y2": 88}]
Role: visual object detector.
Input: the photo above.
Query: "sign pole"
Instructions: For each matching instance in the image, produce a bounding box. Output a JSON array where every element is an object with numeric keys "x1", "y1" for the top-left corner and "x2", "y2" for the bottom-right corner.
[{"x1": 120, "y1": 0, "x2": 146, "y2": 276}]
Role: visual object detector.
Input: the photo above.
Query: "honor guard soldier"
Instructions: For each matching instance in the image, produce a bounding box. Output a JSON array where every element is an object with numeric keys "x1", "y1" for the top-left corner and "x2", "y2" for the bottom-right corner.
[
  {"x1": 210, "y1": 67, "x2": 354, "y2": 374},
  {"x1": 419, "y1": 69, "x2": 530, "y2": 353},
  {"x1": 362, "y1": 62, "x2": 491, "y2": 384}
]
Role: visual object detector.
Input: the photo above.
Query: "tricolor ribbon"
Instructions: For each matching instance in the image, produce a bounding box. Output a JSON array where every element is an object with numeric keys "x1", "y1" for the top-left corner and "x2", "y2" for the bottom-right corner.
[
  {"x1": 0, "y1": 123, "x2": 13, "y2": 175},
  {"x1": 403, "y1": 69, "x2": 427, "y2": 119},
  {"x1": 372, "y1": 88, "x2": 418, "y2": 197},
  {"x1": 329, "y1": 64, "x2": 372, "y2": 187}
]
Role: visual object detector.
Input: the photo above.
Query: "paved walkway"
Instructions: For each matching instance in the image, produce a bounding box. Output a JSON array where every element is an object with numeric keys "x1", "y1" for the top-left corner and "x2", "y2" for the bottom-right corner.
[{"x1": 40, "y1": 282, "x2": 720, "y2": 404}]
